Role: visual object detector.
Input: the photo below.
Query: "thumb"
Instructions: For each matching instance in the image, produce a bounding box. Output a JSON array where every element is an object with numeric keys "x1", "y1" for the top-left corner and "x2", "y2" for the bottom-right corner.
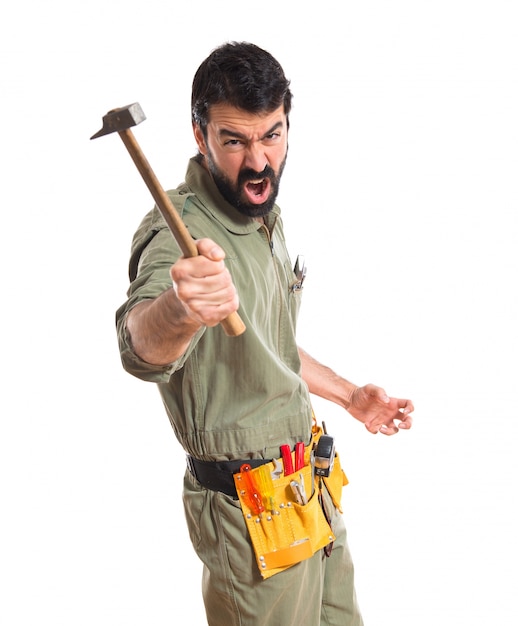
[
  {"x1": 365, "y1": 383, "x2": 390, "y2": 403},
  {"x1": 196, "y1": 238, "x2": 226, "y2": 261},
  {"x1": 377, "y1": 388, "x2": 390, "y2": 404}
]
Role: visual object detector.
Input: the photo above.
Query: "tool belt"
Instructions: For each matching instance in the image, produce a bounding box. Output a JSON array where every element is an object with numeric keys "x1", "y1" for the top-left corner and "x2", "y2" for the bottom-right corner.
[
  {"x1": 187, "y1": 420, "x2": 348, "y2": 580},
  {"x1": 186, "y1": 455, "x2": 271, "y2": 498}
]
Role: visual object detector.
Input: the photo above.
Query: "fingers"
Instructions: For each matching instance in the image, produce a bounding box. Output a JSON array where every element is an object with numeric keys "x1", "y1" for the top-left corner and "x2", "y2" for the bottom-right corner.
[
  {"x1": 397, "y1": 407, "x2": 413, "y2": 430},
  {"x1": 170, "y1": 239, "x2": 239, "y2": 326},
  {"x1": 380, "y1": 423, "x2": 399, "y2": 436},
  {"x1": 171, "y1": 238, "x2": 228, "y2": 283},
  {"x1": 364, "y1": 398, "x2": 414, "y2": 436},
  {"x1": 393, "y1": 398, "x2": 414, "y2": 431},
  {"x1": 378, "y1": 404, "x2": 413, "y2": 436},
  {"x1": 401, "y1": 399, "x2": 415, "y2": 415}
]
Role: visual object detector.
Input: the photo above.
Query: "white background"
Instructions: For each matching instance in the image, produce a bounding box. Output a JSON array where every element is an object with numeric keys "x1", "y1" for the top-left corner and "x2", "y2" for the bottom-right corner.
[{"x1": 1, "y1": 1, "x2": 517, "y2": 624}]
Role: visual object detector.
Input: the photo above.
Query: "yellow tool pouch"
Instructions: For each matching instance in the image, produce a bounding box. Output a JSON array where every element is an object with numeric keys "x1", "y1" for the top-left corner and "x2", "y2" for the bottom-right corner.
[{"x1": 233, "y1": 423, "x2": 348, "y2": 579}]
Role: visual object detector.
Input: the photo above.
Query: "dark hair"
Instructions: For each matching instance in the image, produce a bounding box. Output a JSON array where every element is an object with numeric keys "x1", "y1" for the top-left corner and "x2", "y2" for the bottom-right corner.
[{"x1": 191, "y1": 41, "x2": 292, "y2": 132}]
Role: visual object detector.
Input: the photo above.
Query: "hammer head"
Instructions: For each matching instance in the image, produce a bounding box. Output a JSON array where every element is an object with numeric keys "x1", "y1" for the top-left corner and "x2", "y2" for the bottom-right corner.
[{"x1": 90, "y1": 102, "x2": 146, "y2": 140}]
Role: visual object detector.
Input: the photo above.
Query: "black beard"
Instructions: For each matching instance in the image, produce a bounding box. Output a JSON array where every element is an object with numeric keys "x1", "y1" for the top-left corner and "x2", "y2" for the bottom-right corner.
[{"x1": 206, "y1": 154, "x2": 286, "y2": 218}]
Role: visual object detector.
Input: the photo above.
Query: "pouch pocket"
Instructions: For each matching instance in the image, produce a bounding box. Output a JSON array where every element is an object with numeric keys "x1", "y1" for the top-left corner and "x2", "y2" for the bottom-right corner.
[
  {"x1": 322, "y1": 451, "x2": 349, "y2": 513},
  {"x1": 310, "y1": 421, "x2": 348, "y2": 512},
  {"x1": 234, "y1": 461, "x2": 335, "y2": 579}
]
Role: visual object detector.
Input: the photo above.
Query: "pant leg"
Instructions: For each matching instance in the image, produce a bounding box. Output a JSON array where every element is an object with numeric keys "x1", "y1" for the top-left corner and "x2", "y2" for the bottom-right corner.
[
  {"x1": 320, "y1": 503, "x2": 364, "y2": 626},
  {"x1": 182, "y1": 470, "x2": 363, "y2": 626}
]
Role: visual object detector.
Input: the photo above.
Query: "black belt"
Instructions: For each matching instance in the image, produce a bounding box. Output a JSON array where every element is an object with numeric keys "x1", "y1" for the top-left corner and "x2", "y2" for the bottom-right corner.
[{"x1": 186, "y1": 455, "x2": 272, "y2": 498}]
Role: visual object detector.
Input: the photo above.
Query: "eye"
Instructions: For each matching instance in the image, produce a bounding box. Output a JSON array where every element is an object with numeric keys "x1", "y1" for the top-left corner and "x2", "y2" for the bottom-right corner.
[
  {"x1": 264, "y1": 132, "x2": 281, "y2": 143},
  {"x1": 224, "y1": 139, "x2": 241, "y2": 146},
  {"x1": 223, "y1": 138, "x2": 245, "y2": 151}
]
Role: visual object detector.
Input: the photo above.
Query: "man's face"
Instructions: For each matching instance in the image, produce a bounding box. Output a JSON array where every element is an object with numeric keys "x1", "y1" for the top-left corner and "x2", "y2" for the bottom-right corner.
[{"x1": 193, "y1": 104, "x2": 288, "y2": 218}]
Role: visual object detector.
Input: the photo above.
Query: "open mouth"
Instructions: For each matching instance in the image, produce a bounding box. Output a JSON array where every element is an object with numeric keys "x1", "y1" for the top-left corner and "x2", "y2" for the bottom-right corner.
[{"x1": 244, "y1": 178, "x2": 271, "y2": 204}]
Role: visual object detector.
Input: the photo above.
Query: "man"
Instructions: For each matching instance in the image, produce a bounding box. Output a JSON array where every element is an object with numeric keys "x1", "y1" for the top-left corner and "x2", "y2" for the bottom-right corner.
[{"x1": 116, "y1": 41, "x2": 414, "y2": 626}]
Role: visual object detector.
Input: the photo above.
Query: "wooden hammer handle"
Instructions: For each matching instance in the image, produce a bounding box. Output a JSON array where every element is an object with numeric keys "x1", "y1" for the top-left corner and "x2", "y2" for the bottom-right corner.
[{"x1": 118, "y1": 129, "x2": 246, "y2": 337}]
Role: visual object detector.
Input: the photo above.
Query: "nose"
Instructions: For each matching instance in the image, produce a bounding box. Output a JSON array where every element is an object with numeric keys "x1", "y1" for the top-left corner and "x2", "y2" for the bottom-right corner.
[{"x1": 244, "y1": 142, "x2": 267, "y2": 173}]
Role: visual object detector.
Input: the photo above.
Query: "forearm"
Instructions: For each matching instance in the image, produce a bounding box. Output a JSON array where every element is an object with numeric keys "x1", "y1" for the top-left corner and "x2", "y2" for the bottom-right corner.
[
  {"x1": 126, "y1": 288, "x2": 203, "y2": 366},
  {"x1": 298, "y1": 347, "x2": 358, "y2": 410}
]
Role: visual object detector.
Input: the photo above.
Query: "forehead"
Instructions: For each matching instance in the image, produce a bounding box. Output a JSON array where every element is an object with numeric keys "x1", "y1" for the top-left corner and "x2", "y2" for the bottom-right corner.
[{"x1": 206, "y1": 103, "x2": 287, "y2": 136}]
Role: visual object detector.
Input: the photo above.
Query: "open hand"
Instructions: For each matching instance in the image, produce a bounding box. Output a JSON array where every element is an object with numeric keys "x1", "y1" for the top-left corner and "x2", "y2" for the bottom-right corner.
[{"x1": 348, "y1": 383, "x2": 414, "y2": 435}]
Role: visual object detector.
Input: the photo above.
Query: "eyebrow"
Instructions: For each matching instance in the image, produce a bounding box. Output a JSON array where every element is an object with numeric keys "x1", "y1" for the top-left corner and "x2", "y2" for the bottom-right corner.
[{"x1": 218, "y1": 120, "x2": 284, "y2": 141}]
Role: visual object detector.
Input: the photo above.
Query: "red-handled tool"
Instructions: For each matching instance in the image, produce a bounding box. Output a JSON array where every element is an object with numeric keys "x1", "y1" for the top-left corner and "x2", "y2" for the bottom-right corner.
[
  {"x1": 295, "y1": 442, "x2": 305, "y2": 471},
  {"x1": 239, "y1": 464, "x2": 265, "y2": 515},
  {"x1": 280, "y1": 445, "x2": 294, "y2": 476}
]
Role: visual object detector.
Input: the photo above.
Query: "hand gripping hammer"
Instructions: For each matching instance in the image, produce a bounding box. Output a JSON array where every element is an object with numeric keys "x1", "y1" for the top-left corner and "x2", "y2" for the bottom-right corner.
[{"x1": 91, "y1": 103, "x2": 246, "y2": 337}]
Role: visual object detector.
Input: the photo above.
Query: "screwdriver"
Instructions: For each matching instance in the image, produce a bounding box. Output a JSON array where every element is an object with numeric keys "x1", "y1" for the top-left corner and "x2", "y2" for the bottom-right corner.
[
  {"x1": 280, "y1": 444, "x2": 294, "y2": 476},
  {"x1": 295, "y1": 442, "x2": 305, "y2": 471},
  {"x1": 239, "y1": 464, "x2": 265, "y2": 516},
  {"x1": 256, "y1": 464, "x2": 277, "y2": 513}
]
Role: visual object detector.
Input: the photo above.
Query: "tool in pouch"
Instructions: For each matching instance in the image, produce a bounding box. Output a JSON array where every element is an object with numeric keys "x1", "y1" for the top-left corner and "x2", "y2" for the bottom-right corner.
[
  {"x1": 233, "y1": 419, "x2": 348, "y2": 579},
  {"x1": 314, "y1": 421, "x2": 335, "y2": 477}
]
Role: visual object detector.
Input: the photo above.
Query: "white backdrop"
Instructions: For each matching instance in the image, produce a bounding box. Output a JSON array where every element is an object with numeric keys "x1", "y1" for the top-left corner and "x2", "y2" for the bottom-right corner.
[{"x1": 2, "y1": 1, "x2": 517, "y2": 624}]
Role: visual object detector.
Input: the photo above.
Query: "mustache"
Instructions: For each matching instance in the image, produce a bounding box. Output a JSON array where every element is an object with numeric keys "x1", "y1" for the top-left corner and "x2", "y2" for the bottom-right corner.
[{"x1": 238, "y1": 164, "x2": 276, "y2": 185}]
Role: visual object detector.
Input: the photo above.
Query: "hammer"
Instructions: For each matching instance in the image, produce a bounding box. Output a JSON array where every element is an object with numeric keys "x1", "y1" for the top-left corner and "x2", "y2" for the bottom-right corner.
[{"x1": 91, "y1": 103, "x2": 246, "y2": 337}]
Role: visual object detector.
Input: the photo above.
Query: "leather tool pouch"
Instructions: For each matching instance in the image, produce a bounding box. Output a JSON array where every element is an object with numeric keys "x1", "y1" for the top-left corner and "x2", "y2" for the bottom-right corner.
[{"x1": 233, "y1": 422, "x2": 348, "y2": 579}]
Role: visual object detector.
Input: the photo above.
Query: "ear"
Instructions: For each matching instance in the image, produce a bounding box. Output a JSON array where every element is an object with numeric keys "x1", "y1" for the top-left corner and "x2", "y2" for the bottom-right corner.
[{"x1": 193, "y1": 123, "x2": 208, "y2": 155}]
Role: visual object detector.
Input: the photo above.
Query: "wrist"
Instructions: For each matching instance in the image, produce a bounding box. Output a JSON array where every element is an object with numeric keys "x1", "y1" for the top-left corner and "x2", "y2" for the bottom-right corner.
[{"x1": 342, "y1": 383, "x2": 360, "y2": 410}]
